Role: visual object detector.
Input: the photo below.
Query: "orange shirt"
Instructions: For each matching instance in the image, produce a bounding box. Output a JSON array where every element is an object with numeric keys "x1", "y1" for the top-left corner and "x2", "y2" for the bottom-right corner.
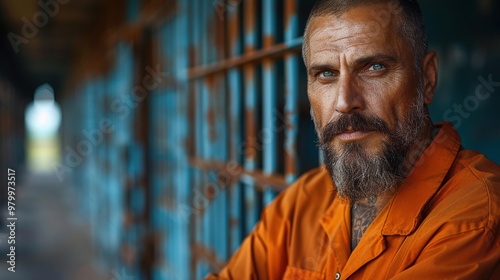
[{"x1": 206, "y1": 122, "x2": 500, "y2": 279}]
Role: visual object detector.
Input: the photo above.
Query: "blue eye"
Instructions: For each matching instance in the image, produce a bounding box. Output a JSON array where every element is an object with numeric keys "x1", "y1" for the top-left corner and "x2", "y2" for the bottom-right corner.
[
  {"x1": 368, "y1": 63, "x2": 385, "y2": 71},
  {"x1": 320, "y1": 71, "x2": 334, "y2": 77}
]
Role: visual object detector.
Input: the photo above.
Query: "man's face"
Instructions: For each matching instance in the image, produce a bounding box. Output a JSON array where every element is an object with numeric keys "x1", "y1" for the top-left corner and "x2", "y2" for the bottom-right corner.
[{"x1": 305, "y1": 4, "x2": 428, "y2": 202}]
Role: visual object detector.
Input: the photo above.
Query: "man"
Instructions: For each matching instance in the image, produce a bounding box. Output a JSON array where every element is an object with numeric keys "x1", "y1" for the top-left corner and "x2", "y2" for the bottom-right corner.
[{"x1": 207, "y1": 0, "x2": 500, "y2": 279}]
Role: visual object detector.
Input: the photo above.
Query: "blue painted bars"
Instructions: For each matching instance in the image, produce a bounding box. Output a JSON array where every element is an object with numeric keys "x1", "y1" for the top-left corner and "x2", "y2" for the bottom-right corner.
[
  {"x1": 284, "y1": 0, "x2": 300, "y2": 184},
  {"x1": 243, "y1": 0, "x2": 259, "y2": 237},
  {"x1": 227, "y1": 0, "x2": 244, "y2": 257},
  {"x1": 262, "y1": 0, "x2": 278, "y2": 206}
]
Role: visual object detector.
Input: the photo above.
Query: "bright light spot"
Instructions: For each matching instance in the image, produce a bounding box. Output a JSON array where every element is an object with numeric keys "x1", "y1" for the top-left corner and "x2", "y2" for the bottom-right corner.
[
  {"x1": 26, "y1": 100, "x2": 61, "y2": 138},
  {"x1": 25, "y1": 84, "x2": 62, "y2": 173}
]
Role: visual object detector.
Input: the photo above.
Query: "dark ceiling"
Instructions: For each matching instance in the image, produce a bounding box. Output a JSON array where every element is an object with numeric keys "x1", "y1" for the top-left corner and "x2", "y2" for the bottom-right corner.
[{"x1": 0, "y1": 0, "x2": 102, "y2": 100}]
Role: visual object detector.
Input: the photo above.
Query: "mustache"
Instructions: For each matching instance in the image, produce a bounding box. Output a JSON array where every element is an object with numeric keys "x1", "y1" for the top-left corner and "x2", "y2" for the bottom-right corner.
[{"x1": 320, "y1": 112, "x2": 390, "y2": 144}]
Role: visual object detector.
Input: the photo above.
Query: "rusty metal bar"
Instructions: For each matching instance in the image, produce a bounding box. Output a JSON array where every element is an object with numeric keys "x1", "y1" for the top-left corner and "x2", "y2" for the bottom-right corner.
[
  {"x1": 111, "y1": 42, "x2": 139, "y2": 277},
  {"x1": 201, "y1": 3, "x2": 214, "y2": 276},
  {"x1": 189, "y1": 158, "x2": 288, "y2": 191},
  {"x1": 150, "y1": 22, "x2": 172, "y2": 279},
  {"x1": 210, "y1": 0, "x2": 229, "y2": 265},
  {"x1": 191, "y1": 2, "x2": 208, "y2": 278},
  {"x1": 198, "y1": 0, "x2": 212, "y2": 276},
  {"x1": 188, "y1": 36, "x2": 302, "y2": 80},
  {"x1": 170, "y1": 0, "x2": 191, "y2": 278},
  {"x1": 243, "y1": 0, "x2": 258, "y2": 236},
  {"x1": 226, "y1": 1, "x2": 244, "y2": 256},
  {"x1": 186, "y1": 4, "x2": 197, "y2": 278},
  {"x1": 284, "y1": 0, "x2": 300, "y2": 184},
  {"x1": 262, "y1": 0, "x2": 278, "y2": 206},
  {"x1": 166, "y1": 23, "x2": 175, "y2": 280}
]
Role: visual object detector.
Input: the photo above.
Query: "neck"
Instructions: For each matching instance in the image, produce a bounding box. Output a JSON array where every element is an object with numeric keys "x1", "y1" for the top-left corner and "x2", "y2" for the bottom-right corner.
[
  {"x1": 351, "y1": 194, "x2": 391, "y2": 250},
  {"x1": 400, "y1": 119, "x2": 436, "y2": 177}
]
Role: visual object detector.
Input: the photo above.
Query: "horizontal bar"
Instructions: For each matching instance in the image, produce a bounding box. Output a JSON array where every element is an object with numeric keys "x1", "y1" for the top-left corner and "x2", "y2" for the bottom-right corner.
[
  {"x1": 189, "y1": 158, "x2": 288, "y2": 191},
  {"x1": 188, "y1": 37, "x2": 303, "y2": 80}
]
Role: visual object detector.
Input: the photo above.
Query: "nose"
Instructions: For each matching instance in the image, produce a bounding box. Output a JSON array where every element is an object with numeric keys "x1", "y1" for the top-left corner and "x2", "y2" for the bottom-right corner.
[{"x1": 335, "y1": 73, "x2": 364, "y2": 114}]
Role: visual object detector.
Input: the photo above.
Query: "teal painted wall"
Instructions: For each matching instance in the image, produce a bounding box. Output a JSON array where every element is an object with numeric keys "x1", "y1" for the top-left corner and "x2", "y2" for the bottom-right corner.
[{"x1": 421, "y1": 0, "x2": 500, "y2": 163}]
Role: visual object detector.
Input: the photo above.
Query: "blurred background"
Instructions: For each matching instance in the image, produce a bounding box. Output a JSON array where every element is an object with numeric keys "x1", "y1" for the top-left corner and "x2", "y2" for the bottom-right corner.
[{"x1": 0, "y1": 0, "x2": 499, "y2": 279}]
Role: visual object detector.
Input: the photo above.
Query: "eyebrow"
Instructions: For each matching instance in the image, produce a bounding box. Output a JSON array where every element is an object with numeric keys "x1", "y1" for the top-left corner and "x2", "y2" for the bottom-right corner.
[
  {"x1": 353, "y1": 53, "x2": 398, "y2": 66},
  {"x1": 307, "y1": 53, "x2": 399, "y2": 74}
]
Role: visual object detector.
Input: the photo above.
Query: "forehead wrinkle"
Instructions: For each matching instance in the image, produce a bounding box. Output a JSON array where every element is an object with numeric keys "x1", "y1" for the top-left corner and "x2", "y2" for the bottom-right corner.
[
  {"x1": 309, "y1": 23, "x2": 376, "y2": 43},
  {"x1": 313, "y1": 39, "x2": 376, "y2": 54},
  {"x1": 306, "y1": 13, "x2": 406, "y2": 68},
  {"x1": 309, "y1": 23, "x2": 386, "y2": 57}
]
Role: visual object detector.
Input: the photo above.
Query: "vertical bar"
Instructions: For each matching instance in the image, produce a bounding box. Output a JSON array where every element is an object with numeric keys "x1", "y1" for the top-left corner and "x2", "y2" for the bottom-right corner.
[
  {"x1": 243, "y1": 0, "x2": 258, "y2": 235},
  {"x1": 85, "y1": 82, "x2": 93, "y2": 243},
  {"x1": 201, "y1": 0, "x2": 212, "y2": 276},
  {"x1": 194, "y1": 1, "x2": 210, "y2": 277},
  {"x1": 212, "y1": 0, "x2": 229, "y2": 264},
  {"x1": 86, "y1": 82, "x2": 98, "y2": 250},
  {"x1": 119, "y1": 42, "x2": 139, "y2": 278},
  {"x1": 186, "y1": 2, "x2": 199, "y2": 278},
  {"x1": 97, "y1": 79, "x2": 108, "y2": 258},
  {"x1": 167, "y1": 21, "x2": 174, "y2": 280},
  {"x1": 153, "y1": 26, "x2": 161, "y2": 273},
  {"x1": 205, "y1": 1, "x2": 217, "y2": 272},
  {"x1": 156, "y1": 21, "x2": 173, "y2": 280},
  {"x1": 137, "y1": 28, "x2": 154, "y2": 280},
  {"x1": 262, "y1": 0, "x2": 277, "y2": 205},
  {"x1": 153, "y1": 25, "x2": 161, "y2": 280},
  {"x1": 173, "y1": 1, "x2": 191, "y2": 279},
  {"x1": 108, "y1": 64, "x2": 121, "y2": 265},
  {"x1": 284, "y1": 0, "x2": 299, "y2": 184},
  {"x1": 103, "y1": 77, "x2": 115, "y2": 260},
  {"x1": 227, "y1": 1, "x2": 243, "y2": 255}
]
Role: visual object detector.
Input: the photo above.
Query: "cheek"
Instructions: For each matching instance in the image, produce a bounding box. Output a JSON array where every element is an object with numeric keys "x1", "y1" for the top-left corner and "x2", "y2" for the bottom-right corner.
[
  {"x1": 308, "y1": 84, "x2": 337, "y2": 128},
  {"x1": 388, "y1": 89, "x2": 420, "y2": 129},
  {"x1": 307, "y1": 85, "x2": 323, "y2": 127},
  {"x1": 361, "y1": 78, "x2": 410, "y2": 128},
  {"x1": 308, "y1": 99, "x2": 323, "y2": 130}
]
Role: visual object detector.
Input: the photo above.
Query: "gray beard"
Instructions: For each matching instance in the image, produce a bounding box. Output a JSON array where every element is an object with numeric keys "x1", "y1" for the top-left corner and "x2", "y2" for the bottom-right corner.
[
  {"x1": 323, "y1": 140, "x2": 406, "y2": 203},
  {"x1": 319, "y1": 93, "x2": 427, "y2": 203}
]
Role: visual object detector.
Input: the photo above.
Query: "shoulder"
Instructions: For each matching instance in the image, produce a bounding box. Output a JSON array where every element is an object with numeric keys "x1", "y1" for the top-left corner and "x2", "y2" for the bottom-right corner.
[
  {"x1": 456, "y1": 150, "x2": 500, "y2": 185},
  {"x1": 453, "y1": 149, "x2": 500, "y2": 207},
  {"x1": 432, "y1": 149, "x2": 500, "y2": 235}
]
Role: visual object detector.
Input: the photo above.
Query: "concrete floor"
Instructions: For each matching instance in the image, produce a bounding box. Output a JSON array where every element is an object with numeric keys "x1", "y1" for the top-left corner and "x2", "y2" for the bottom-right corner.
[{"x1": 0, "y1": 170, "x2": 111, "y2": 280}]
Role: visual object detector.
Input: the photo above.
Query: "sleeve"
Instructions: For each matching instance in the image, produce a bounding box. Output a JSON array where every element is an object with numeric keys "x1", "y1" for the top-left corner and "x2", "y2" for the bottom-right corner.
[
  {"x1": 390, "y1": 228, "x2": 500, "y2": 280},
  {"x1": 203, "y1": 184, "x2": 299, "y2": 280}
]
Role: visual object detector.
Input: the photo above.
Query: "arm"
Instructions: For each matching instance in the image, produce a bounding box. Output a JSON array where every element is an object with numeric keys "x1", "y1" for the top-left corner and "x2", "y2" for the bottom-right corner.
[
  {"x1": 205, "y1": 216, "x2": 290, "y2": 280},
  {"x1": 204, "y1": 191, "x2": 294, "y2": 280},
  {"x1": 204, "y1": 168, "x2": 329, "y2": 279}
]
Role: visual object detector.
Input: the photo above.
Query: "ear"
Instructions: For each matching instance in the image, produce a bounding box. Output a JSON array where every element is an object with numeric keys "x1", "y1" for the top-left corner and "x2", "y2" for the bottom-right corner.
[{"x1": 422, "y1": 51, "x2": 439, "y2": 105}]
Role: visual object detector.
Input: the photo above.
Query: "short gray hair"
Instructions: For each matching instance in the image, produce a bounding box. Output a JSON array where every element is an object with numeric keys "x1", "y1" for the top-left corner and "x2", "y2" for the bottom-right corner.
[{"x1": 302, "y1": 0, "x2": 428, "y2": 72}]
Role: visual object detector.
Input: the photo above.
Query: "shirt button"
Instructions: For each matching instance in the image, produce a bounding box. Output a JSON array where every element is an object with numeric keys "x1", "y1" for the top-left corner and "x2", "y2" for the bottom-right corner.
[{"x1": 335, "y1": 272, "x2": 341, "y2": 279}]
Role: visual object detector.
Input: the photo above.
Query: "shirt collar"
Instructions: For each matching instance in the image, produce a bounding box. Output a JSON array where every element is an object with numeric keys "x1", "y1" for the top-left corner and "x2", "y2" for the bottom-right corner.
[{"x1": 381, "y1": 122, "x2": 461, "y2": 235}]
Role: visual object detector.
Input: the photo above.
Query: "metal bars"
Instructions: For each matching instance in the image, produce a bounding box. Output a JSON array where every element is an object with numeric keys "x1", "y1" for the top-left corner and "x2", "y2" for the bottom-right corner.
[
  {"x1": 284, "y1": 0, "x2": 300, "y2": 184},
  {"x1": 227, "y1": 0, "x2": 243, "y2": 258},
  {"x1": 187, "y1": 1, "x2": 304, "y2": 279},
  {"x1": 242, "y1": 0, "x2": 259, "y2": 238},
  {"x1": 64, "y1": 1, "x2": 313, "y2": 280},
  {"x1": 262, "y1": 0, "x2": 278, "y2": 205}
]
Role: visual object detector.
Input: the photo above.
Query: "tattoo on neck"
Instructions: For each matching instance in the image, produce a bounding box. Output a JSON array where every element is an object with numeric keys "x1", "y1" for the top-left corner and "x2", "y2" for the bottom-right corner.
[{"x1": 351, "y1": 196, "x2": 378, "y2": 250}]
